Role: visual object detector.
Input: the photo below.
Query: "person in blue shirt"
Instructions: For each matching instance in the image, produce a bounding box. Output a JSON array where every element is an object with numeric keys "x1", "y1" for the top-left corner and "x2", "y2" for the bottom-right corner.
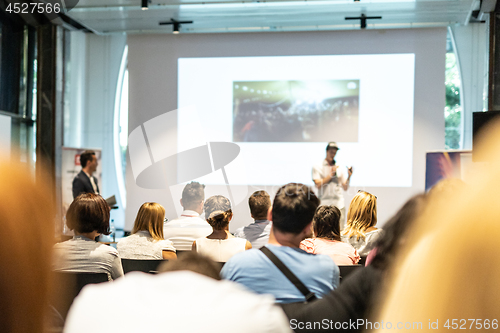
[{"x1": 221, "y1": 183, "x2": 339, "y2": 303}]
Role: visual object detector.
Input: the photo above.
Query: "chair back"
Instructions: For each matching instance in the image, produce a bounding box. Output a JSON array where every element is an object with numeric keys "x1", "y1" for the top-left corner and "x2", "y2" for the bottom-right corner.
[
  {"x1": 338, "y1": 264, "x2": 363, "y2": 283},
  {"x1": 50, "y1": 272, "x2": 108, "y2": 320},
  {"x1": 121, "y1": 258, "x2": 166, "y2": 274}
]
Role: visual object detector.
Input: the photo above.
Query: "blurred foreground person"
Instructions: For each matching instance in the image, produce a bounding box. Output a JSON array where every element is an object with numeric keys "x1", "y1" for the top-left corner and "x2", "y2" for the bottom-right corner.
[
  {"x1": 0, "y1": 158, "x2": 54, "y2": 333},
  {"x1": 374, "y1": 122, "x2": 500, "y2": 332},
  {"x1": 64, "y1": 252, "x2": 292, "y2": 333}
]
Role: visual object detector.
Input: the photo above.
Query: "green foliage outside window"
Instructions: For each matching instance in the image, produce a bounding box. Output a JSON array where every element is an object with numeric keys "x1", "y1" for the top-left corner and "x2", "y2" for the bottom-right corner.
[{"x1": 445, "y1": 53, "x2": 461, "y2": 149}]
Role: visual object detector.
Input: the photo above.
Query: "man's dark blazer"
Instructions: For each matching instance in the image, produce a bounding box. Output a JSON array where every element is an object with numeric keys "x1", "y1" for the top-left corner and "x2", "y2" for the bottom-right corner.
[{"x1": 72, "y1": 170, "x2": 100, "y2": 199}]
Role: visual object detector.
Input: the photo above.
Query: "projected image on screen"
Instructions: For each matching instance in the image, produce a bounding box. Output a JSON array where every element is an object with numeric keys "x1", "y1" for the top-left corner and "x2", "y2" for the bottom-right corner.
[
  {"x1": 232, "y1": 80, "x2": 359, "y2": 143},
  {"x1": 178, "y1": 53, "x2": 415, "y2": 187}
]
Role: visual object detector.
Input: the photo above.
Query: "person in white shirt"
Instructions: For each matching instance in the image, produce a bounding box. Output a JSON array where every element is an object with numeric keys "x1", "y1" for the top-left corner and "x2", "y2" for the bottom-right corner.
[
  {"x1": 164, "y1": 182, "x2": 212, "y2": 251},
  {"x1": 312, "y1": 142, "x2": 353, "y2": 228},
  {"x1": 64, "y1": 253, "x2": 292, "y2": 333},
  {"x1": 193, "y1": 195, "x2": 252, "y2": 262}
]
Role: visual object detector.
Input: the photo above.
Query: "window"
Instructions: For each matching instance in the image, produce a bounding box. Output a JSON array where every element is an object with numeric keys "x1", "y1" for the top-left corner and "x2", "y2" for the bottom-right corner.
[{"x1": 445, "y1": 29, "x2": 462, "y2": 150}]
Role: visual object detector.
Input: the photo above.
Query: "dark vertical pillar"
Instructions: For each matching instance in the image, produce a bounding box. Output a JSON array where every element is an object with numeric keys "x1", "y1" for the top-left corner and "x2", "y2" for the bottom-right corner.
[
  {"x1": 488, "y1": 4, "x2": 500, "y2": 110},
  {"x1": 36, "y1": 24, "x2": 63, "y2": 235}
]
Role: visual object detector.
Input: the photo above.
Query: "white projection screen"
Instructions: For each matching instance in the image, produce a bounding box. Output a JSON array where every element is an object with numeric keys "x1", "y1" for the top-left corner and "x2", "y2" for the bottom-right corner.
[{"x1": 127, "y1": 28, "x2": 446, "y2": 231}]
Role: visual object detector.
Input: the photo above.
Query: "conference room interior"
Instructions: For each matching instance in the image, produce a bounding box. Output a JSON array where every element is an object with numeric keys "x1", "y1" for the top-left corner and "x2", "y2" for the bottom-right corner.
[{"x1": 1, "y1": 1, "x2": 500, "y2": 332}]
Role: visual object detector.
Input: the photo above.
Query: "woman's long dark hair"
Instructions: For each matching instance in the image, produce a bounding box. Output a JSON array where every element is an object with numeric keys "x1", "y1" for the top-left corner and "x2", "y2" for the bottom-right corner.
[{"x1": 370, "y1": 194, "x2": 427, "y2": 270}]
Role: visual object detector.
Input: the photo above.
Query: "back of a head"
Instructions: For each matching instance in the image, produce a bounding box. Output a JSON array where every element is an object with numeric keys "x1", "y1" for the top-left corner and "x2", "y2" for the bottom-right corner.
[
  {"x1": 204, "y1": 195, "x2": 232, "y2": 230},
  {"x1": 79, "y1": 150, "x2": 95, "y2": 168},
  {"x1": 343, "y1": 191, "x2": 377, "y2": 240},
  {"x1": 272, "y1": 183, "x2": 320, "y2": 234},
  {"x1": 248, "y1": 190, "x2": 271, "y2": 220},
  {"x1": 133, "y1": 202, "x2": 165, "y2": 241},
  {"x1": 313, "y1": 205, "x2": 342, "y2": 241},
  {"x1": 181, "y1": 181, "x2": 205, "y2": 210},
  {"x1": 370, "y1": 193, "x2": 427, "y2": 270},
  {"x1": 158, "y1": 252, "x2": 221, "y2": 280},
  {"x1": 66, "y1": 193, "x2": 110, "y2": 235},
  {"x1": 0, "y1": 159, "x2": 54, "y2": 333}
]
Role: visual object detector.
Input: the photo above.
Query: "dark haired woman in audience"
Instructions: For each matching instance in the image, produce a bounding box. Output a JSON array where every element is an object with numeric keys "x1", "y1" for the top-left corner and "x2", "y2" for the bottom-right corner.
[
  {"x1": 52, "y1": 193, "x2": 124, "y2": 280},
  {"x1": 118, "y1": 202, "x2": 177, "y2": 260},
  {"x1": 282, "y1": 194, "x2": 427, "y2": 333},
  {"x1": 193, "y1": 195, "x2": 251, "y2": 262},
  {"x1": 300, "y1": 206, "x2": 360, "y2": 265},
  {"x1": 342, "y1": 191, "x2": 381, "y2": 256}
]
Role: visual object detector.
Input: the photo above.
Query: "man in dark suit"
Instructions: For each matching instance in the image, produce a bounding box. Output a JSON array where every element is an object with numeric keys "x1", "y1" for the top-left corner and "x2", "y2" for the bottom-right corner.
[{"x1": 72, "y1": 150, "x2": 100, "y2": 199}]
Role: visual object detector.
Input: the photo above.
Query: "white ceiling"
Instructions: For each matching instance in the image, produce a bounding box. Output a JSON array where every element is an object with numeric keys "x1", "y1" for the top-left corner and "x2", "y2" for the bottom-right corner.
[{"x1": 65, "y1": 0, "x2": 482, "y2": 34}]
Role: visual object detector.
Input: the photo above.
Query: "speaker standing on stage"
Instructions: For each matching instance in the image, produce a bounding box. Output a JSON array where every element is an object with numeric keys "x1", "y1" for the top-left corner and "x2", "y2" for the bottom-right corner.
[
  {"x1": 312, "y1": 142, "x2": 353, "y2": 227},
  {"x1": 72, "y1": 150, "x2": 100, "y2": 199}
]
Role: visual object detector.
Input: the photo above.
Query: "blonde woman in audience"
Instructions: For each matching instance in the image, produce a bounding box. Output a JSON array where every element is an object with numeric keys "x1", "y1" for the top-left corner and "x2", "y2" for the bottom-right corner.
[
  {"x1": 52, "y1": 193, "x2": 124, "y2": 280},
  {"x1": 300, "y1": 205, "x2": 360, "y2": 265},
  {"x1": 118, "y1": 202, "x2": 177, "y2": 260},
  {"x1": 341, "y1": 190, "x2": 381, "y2": 256},
  {"x1": 193, "y1": 195, "x2": 252, "y2": 262},
  {"x1": 374, "y1": 122, "x2": 500, "y2": 332},
  {"x1": 0, "y1": 158, "x2": 54, "y2": 333}
]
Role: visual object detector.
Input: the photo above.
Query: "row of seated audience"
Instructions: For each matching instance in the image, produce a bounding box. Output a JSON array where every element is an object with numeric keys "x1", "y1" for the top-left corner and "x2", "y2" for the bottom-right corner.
[
  {"x1": 11, "y1": 126, "x2": 500, "y2": 333},
  {"x1": 52, "y1": 180, "x2": 382, "y2": 303}
]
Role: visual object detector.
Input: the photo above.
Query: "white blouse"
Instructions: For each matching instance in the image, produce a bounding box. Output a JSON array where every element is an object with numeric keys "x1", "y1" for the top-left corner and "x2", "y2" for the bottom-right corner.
[
  {"x1": 118, "y1": 231, "x2": 176, "y2": 259},
  {"x1": 195, "y1": 237, "x2": 247, "y2": 262}
]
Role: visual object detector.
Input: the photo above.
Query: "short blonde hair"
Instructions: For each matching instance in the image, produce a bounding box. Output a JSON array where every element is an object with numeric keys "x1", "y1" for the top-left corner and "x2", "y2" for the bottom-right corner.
[
  {"x1": 342, "y1": 191, "x2": 377, "y2": 241},
  {"x1": 132, "y1": 202, "x2": 165, "y2": 241}
]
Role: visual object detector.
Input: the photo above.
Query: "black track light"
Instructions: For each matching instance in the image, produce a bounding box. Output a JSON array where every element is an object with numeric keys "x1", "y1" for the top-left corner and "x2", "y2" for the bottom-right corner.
[{"x1": 159, "y1": 18, "x2": 194, "y2": 34}]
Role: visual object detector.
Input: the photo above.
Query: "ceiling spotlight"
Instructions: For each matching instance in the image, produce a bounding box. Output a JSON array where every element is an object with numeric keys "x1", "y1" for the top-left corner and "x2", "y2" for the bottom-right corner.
[
  {"x1": 159, "y1": 18, "x2": 194, "y2": 34},
  {"x1": 345, "y1": 13, "x2": 382, "y2": 29},
  {"x1": 141, "y1": 0, "x2": 149, "y2": 10}
]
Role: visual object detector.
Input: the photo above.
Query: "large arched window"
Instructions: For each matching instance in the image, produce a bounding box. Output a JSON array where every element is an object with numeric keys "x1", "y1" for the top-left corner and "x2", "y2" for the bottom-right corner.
[
  {"x1": 445, "y1": 29, "x2": 463, "y2": 150},
  {"x1": 114, "y1": 45, "x2": 128, "y2": 209}
]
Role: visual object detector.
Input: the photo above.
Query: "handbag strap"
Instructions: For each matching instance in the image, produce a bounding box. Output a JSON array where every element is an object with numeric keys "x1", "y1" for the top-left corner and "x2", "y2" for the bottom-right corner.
[{"x1": 260, "y1": 246, "x2": 317, "y2": 302}]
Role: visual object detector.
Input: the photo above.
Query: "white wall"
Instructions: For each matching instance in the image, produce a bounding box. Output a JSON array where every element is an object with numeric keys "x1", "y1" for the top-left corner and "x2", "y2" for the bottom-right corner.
[
  {"x1": 126, "y1": 28, "x2": 447, "y2": 231},
  {"x1": 64, "y1": 31, "x2": 127, "y2": 229}
]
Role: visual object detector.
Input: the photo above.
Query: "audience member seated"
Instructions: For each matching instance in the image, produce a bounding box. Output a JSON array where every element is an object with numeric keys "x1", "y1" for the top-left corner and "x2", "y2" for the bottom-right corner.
[
  {"x1": 341, "y1": 190, "x2": 381, "y2": 256},
  {"x1": 221, "y1": 183, "x2": 338, "y2": 303},
  {"x1": 163, "y1": 181, "x2": 212, "y2": 251},
  {"x1": 0, "y1": 158, "x2": 55, "y2": 333},
  {"x1": 234, "y1": 190, "x2": 273, "y2": 249},
  {"x1": 118, "y1": 202, "x2": 177, "y2": 260},
  {"x1": 300, "y1": 206, "x2": 360, "y2": 265},
  {"x1": 283, "y1": 194, "x2": 427, "y2": 332},
  {"x1": 52, "y1": 193, "x2": 124, "y2": 280},
  {"x1": 64, "y1": 253, "x2": 292, "y2": 333},
  {"x1": 193, "y1": 195, "x2": 252, "y2": 262}
]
